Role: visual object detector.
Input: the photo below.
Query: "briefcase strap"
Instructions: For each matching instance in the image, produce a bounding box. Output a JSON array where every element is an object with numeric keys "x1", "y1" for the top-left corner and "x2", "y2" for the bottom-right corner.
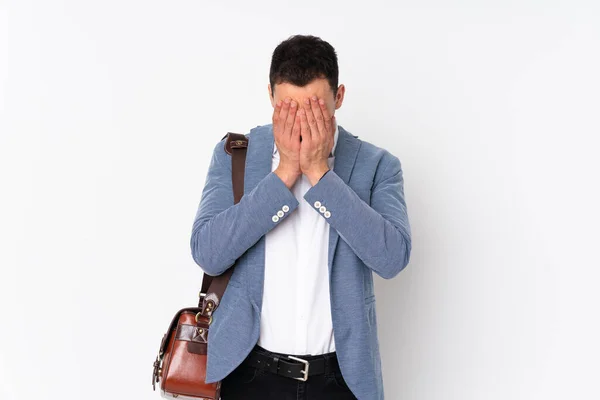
[{"x1": 198, "y1": 132, "x2": 248, "y2": 315}]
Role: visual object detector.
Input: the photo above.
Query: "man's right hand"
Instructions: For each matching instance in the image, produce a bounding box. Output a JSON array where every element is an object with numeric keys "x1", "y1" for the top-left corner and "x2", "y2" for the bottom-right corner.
[{"x1": 272, "y1": 97, "x2": 301, "y2": 189}]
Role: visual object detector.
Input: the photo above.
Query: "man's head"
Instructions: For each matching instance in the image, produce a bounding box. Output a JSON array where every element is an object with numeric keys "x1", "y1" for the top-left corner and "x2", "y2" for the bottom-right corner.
[{"x1": 268, "y1": 35, "x2": 345, "y2": 116}]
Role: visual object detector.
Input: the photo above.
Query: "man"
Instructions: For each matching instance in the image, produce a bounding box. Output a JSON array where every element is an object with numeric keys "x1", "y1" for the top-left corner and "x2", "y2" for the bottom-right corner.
[{"x1": 190, "y1": 35, "x2": 412, "y2": 400}]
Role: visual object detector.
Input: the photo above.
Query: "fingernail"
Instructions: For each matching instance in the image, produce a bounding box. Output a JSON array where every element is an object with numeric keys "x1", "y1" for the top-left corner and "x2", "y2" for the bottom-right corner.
[
  {"x1": 290, "y1": 100, "x2": 297, "y2": 108},
  {"x1": 285, "y1": 97, "x2": 291, "y2": 103},
  {"x1": 319, "y1": 99, "x2": 325, "y2": 105},
  {"x1": 311, "y1": 95, "x2": 317, "y2": 101},
  {"x1": 304, "y1": 98, "x2": 310, "y2": 105}
]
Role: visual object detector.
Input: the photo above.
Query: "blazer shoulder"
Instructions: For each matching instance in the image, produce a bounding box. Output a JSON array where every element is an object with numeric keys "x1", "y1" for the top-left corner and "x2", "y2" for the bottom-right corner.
[
  {"x1": 212, "y1": 124, "x2": 268, "y2": 163},
  {"x1": 215, "y1": 125, "x2": 257, "y2": 157},
  {"x1": 348, "y1": 133, "x2": 405, "y2": 188},
  {"x1": 207, "y1": 135, "x2": 231, "y2": 173},
  {"x1": 340, "y1": 125, "x2": 391, "y2": 159},
  {"x1": 219, "y1": 131, "x2": 250, "y2": 141},
  {"x1": 218, "y1": 123, "x2": 270, "y2": 141},
  {"x1": 355, "y1": 135, "x2": 400, "y2": 167},
  {"x1": 248, "y1": 123, "x2": 272, "y2": 138}
]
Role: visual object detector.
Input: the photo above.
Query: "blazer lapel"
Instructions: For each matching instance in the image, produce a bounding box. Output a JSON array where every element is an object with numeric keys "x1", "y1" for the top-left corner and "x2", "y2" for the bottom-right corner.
[{"x1": 327, "y1": 125, "x2": 361, "y2": 270}]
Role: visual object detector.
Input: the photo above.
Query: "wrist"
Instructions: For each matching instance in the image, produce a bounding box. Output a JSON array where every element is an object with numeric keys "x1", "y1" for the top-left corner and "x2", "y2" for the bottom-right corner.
[
  {"x1": 274, "y1": 166, "x2": 300, "y2": 189},
  {"x1": 306, "y1": 164, "x2": 330, "y2": 186}
]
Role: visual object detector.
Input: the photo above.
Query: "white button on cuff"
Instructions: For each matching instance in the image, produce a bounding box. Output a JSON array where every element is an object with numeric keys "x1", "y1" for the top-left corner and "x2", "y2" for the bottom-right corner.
[
  {"x1": 272, "y1": 215, "x2": 279, "y2": 223},
  {"x1": 282, "y1": 205, "x2": 290, "y2": 212},
  {"x1": 314, "y1": 201, "x2": 321, "y2": 208},
  {"x1": 319, "y1": 206, "x2": 327, "y2": 213},
  {"x1": 324, "y1": 211, "x2": 331, "y2": 218},
  {"x1": 277, "y1": 210, "x2": 284, "y2": 218}
]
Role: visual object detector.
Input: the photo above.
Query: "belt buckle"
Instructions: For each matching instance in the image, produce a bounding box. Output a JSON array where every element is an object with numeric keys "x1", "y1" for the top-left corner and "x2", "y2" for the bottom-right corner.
[{"x1": 287, "y1": 355, "x2": 310, "y2": 381}]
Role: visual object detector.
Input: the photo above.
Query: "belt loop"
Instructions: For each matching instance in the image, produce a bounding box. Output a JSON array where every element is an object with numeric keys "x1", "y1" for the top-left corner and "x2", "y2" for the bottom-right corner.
[
  {"x1": 270, "y1": 356, "x2": 279, "y2": 374},
  {"x1": 324, "y1": 353, "x2": 335, "y2": 374}
]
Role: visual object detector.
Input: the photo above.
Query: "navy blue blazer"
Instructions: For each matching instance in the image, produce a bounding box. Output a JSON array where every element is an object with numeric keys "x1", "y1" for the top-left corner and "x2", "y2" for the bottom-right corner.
[{"x1": 190, "y1": 123, "x2": 412, "y2": 399}]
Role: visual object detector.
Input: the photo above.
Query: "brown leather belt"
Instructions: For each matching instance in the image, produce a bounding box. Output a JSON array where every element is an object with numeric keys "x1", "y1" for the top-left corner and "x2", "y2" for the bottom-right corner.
[{"x1": 241, "y1": 345, "x2": 341, "y2": 382}]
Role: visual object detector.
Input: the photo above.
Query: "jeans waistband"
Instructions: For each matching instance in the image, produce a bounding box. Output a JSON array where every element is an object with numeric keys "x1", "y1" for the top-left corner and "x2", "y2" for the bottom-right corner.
[{"x1": 251, "y1": 343, "x2": 338, "y2": 361}]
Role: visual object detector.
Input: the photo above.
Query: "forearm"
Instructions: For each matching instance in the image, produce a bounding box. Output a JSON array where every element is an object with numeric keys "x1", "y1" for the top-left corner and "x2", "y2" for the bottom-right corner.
[
  {"x1": 191, "y1": 171, "x2": 299, "y2": 276},
  {"x1": 303, "y1": 167, "x2": 411, "y2": 279}
]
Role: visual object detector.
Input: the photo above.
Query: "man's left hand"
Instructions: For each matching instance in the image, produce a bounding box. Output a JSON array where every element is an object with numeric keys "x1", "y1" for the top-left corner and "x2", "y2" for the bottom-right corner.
[{"x1": 299, "y1": 96, "x2": 336, "y2": 186}]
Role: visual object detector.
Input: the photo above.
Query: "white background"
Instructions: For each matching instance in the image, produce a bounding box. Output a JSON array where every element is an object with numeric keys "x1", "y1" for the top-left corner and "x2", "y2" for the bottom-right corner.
[{"x1": 1, "y1": 1, "x2": 599, "y2": 399}]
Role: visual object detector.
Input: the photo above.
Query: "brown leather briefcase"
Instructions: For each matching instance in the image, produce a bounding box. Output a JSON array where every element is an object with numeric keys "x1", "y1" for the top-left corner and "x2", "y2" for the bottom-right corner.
[{"x1": 152, "y1": 132, "x2": 249, "y2": 399}]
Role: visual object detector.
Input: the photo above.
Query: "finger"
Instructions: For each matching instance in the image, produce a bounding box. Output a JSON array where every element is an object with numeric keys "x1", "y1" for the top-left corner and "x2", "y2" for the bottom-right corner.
[
  {"x1": 318, "y1": 98, "x2": 333, "y2": 136},
  {"x1": 299, "y1": 107, "x2": 310, "y2": 144},
  {"x1": 292, "y1": 111, "x2": 301, "y2": 144},
  {"x1": 277, "y1": 97, "x2": 291, "y2": 136},
  {"x1": 284, "y1": 100, "x2": 298, "y2": 138},
  {"x1": 310, "y1": 96, "x2": 326, "y2": 138},
  {"x1": 303, "y1": 97, "x2": 318, "y2": 139},
  {"x1": 272, "y1": 100, "x2": 282, "y2": 129}
]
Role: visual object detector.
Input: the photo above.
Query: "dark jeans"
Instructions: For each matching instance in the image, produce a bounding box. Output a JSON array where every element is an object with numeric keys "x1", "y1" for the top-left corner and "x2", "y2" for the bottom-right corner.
[{"x1": 220, "y1": 345, "x2": 357, "y2": 400}]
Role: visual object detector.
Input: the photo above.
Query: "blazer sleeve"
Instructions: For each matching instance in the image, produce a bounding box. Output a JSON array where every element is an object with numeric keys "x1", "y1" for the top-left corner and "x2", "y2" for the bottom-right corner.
[
  {"x1": 302, "y1": 153, "x2": 412, "y2": 279},
  {"x1": 190, "y1": 138, "x2": 300, "y2": 276}
]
